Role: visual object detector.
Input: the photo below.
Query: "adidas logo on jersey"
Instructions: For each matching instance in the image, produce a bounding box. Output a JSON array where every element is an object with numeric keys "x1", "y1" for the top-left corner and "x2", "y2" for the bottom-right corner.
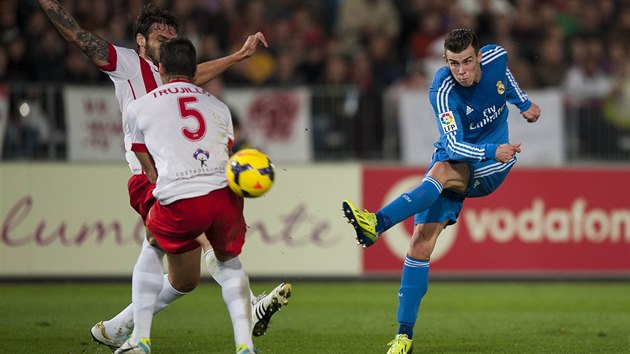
[{"x1": 466, "y1": 106, "x2": 474, "y2": 115}]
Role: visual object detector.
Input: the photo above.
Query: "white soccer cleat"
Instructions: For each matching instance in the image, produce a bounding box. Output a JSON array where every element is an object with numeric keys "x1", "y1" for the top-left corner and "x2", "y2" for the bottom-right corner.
[
  {"x1": 113, "y1": 337, "x2": 151, "y2": 354},
  {"x1": 90, "y1": 321, "x2": 127, "y2": 352},
  {"x1": 252, "y1": 282, "x2": 292, "y2": 336}
]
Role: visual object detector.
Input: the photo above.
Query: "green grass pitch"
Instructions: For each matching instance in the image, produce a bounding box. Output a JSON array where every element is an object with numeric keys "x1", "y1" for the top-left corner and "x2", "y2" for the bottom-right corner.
[{"x1": 0, "y1": 281, "x2": 628, "y2": 353}]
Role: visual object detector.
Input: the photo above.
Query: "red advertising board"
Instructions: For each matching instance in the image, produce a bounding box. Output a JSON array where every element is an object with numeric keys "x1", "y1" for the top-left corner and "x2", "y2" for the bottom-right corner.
[{"x1": 362, "y1": 167, "x2": 630, "y2": 277}]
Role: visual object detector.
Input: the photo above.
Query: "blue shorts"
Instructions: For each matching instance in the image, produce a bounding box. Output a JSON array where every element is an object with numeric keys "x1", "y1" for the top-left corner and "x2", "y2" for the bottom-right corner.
[{"x1": 414, "y1": 155, "x2": 517, "y2": 226}]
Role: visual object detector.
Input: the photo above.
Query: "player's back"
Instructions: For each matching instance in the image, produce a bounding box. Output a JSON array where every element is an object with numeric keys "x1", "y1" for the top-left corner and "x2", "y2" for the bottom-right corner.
[
  {"x1": 129, "y1": 80, "x2": 233, "y2": 205},
  {"x1": 99, "y1": 44, "x2": 163, "y2": 174}
]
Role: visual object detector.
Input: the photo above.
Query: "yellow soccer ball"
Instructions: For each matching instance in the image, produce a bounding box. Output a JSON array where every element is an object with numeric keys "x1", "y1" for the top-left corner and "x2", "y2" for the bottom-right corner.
[{"x1": 226, "y1": 149, "x2": 275, "y2": 198}]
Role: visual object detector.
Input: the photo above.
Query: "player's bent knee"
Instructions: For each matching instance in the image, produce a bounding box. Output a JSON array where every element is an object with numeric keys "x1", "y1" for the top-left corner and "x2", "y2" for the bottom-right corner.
[
  {"x1": 408, "y1": 243, "x2": 434, "y2": 260},
  {"x1": 213, "y1": 251, "x2": 239, "y2": 263},
  {"x1": 169, "y1": 276, "x2": 199, "y2": 293}
]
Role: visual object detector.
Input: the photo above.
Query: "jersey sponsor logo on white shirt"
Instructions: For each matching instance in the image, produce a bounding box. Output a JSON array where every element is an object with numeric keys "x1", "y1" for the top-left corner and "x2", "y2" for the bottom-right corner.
[
  {"x1": 439, "y1": 111, "x2": 458, "y2": 133},
  {"x1": 193, "y1": 148, "x2": 210, "y2": 167}
]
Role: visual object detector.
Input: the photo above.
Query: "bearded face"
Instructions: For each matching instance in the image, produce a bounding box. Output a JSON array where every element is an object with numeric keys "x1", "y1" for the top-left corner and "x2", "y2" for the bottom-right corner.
[{"x1": 139, "y1": 22, "x2": 178, "y2": 65}]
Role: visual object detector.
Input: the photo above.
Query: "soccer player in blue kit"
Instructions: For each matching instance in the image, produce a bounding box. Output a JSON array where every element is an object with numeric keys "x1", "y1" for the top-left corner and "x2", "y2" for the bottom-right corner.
[{"x1": 342, "y1": 28, "x2": 541, "y2": 354}]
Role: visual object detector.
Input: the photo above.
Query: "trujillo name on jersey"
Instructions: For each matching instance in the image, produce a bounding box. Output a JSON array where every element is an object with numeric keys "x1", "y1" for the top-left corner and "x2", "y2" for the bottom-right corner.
[{"x1": 428, "y1": 44, "x2": 531, "y2": 163}]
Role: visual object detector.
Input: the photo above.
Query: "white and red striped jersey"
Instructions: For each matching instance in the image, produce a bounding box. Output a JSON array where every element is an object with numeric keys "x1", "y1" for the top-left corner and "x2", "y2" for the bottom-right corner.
[
  {"x1": 125, "y1": 80, "x2": 234, "y2": 205},
  {"x1": 99, "y1": 43, "x2": 162, "y2": 174}
]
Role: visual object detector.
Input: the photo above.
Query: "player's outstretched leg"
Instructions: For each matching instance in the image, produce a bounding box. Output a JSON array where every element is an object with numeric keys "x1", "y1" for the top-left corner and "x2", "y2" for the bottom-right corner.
[
  {"x1": 252, "y1": 282, "x2": 292, "y2": 336},
  {"x1": 342, "y1": 200, "x2": 380, "y2": 247},
  {"x1": 386, "y1": 334, "x2": 413, "y2": 354}
]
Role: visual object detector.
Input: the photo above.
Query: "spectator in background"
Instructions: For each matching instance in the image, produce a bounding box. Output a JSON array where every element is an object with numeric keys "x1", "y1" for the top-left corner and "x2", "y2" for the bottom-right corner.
[
  {"x1": 5, "y1": 36, "x2": 29, "y2": 80},
  {"x1": 348, "y1": 49, "x2": 384, "y2": 159},
  {"x1": 457, "y1": 0, "x2": 514, "y2": 44},
  {"x1": 232, "y1": 113, "x2": 253, "y2": 152},
  {"x1": 269, "y1": 48, "x2": 303, "y2": 86},
  {"x1": 602, "y1": 38, "x2": 630, "y2": 158},
  {"x1": 533, "y1": 35, "x2": 567, "y2": 88},
  {"x1": 65, "y1": 46, "x2": 106, "y2": 83},
  {"x1": 3, "y1": 88, "x2": 50, "y2": 159},
  {"x1": 336, "y1": 0, "x2": 400, "y2": 55},
  {"x1": 368, "y1": 32, "x2": 404, "y2": 86},
  {"x1": 563, "y1": 34, "x2": 615, "y2": 158},
  {"x1": 383, "y1": 60, "x2": 430, "y2": 158},
  {"x1": 197, "y1": 33, "x2": 224, "y2": 62},
  {"x1": 311, "y1": 53, "x2": 351, "y2": 159},
  {"x1": 2, "y1": 0, "x2": 630, "y2": 162},
  {"x1": 229, "y1": 0, "x2": 272, "y2": 50},
  {"x1": 0, "y1": 45, "x2": 8, "y2": 81},
  {"x1": 290, "y1": 3, "x2": 326, "y2": 84},
  {"x1": 564, "y1": 35, "x2": 612, "y2": 102},
  {"x1": 405, "y1": 9, "x2": 444, "y2": 62},
  {"x1": 31, "y1": 29, "x2": 66, "y2": 81}
]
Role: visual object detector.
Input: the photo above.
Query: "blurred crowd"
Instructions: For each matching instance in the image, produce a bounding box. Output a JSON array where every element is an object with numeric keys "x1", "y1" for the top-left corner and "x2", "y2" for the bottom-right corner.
[
  {"x1": 1, "y1": 0, "x2": 629, "y2": 160},
  {"x1": 0, "y1": 0, "x2": 627, "y2": 88}
]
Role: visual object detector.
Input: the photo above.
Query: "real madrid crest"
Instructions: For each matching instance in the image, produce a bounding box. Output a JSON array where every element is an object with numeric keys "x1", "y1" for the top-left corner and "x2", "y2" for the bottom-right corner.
[{"x1": 496, "y1": 81, "x2": 505, "y2": 94}]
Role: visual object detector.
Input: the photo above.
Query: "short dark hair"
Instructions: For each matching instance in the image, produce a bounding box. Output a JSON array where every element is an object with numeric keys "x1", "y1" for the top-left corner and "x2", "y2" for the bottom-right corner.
[
  {"x1": 444, "y1": 28, "x2": 480, "y2": 55},
  {"x1": 160, "y1": 38, "x2": 197, "y2": 79},
  {"x1": 133, "y1": 3, "x2": 178, "y2": 38}
]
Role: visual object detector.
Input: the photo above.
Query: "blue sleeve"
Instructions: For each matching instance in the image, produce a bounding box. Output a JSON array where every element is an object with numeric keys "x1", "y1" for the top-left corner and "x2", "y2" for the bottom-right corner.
[
  {"x1": 429, "y1": 88, "x2": 497, "y2": 162},
  {"x1": 505, "y1": 67, "x2": 531, "y2": 113}
]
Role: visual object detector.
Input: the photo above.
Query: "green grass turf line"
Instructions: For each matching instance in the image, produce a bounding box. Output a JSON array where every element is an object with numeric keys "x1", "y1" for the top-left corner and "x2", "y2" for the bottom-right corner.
[{"x1": 0, "y1": 281, "x2": 627, "y2": 353}]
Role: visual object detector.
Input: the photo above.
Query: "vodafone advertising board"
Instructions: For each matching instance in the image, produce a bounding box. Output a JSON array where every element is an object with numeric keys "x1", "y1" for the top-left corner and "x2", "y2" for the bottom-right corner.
[{"x1": 362, "y1": 167, "x2": 630, "y2": 277}]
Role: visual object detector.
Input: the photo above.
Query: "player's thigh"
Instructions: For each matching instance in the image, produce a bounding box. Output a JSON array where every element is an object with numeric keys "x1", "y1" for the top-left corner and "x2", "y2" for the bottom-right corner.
[
  {"x1": 128, "y1": 174, "x2": 156, "y2": 223},
  {"x1": 427, "y1": 161, "x2": 471, "y2": 193},
  {"x1": 147, "y1": 197, "x2": 212, "y2": 254},
  {"x1": 205, "y1": 188, "x2": 247, "y2": 260},
  {"x1": 414, "y1": 190, "x2": 464, "y2": 226},
  {"x1": 196, "y1": 234, "x2": 212, "y2": 252},
  {"x1": 166, "y1": 247, "x2": 202, "y2": 292},
  {"x1": 465, "y1": 158, "x2": 516, "y2": 197}
]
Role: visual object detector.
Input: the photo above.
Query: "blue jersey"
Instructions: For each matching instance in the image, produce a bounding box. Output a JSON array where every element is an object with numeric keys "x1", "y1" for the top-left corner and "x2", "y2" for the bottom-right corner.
[{"x1": 428, "y1": 45, "x2": 531, "y2": 163}]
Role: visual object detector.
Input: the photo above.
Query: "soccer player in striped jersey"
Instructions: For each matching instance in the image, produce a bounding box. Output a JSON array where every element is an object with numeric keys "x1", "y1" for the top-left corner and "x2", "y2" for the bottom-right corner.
[
  {"x1": 120, "y1": 37, "x2": 256, "y2": 353},
  {"x1": 37, "y1": 1, "x2": 291, "y2": 351},
  {"x1": 342, "y1": 28, "x2": 541, "y2": 354}
]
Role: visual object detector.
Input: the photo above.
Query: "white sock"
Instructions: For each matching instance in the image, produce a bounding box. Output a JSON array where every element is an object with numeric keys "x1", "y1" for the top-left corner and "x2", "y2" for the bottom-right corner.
[
  {"x1": 130, "y1": 238, "x2": 164, "y2": 342},
  {"x1": 103, "y1": 303, "x2": 134, "y2": 339},
  {"x1": 218, "y1": 257, "x2": 254, "y2": 350},
  {"x1": 205, "y1": 249, "x2": 256, "y2": 304},
  {"x1": 154, "y1": 274, "x2": 186, "y2": 314},
  {"x1": 103, "y1": 275, "x2": 185, "y2": 338},
  {"x1": 204, "y1": 249, "x2": 223, "y2": 285},
  {"x1": 104, "y1": 240, "x2": 165, "y2": 338}
]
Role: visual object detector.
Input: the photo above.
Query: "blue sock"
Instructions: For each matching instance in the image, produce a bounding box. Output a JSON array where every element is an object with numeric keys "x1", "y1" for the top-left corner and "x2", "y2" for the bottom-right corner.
[
  {"x1": 396, "y1": 256, "x2": 430, "y2": 339},
  {"x1": 376, "y1": 176, "x2": 442, "y2": 233}
]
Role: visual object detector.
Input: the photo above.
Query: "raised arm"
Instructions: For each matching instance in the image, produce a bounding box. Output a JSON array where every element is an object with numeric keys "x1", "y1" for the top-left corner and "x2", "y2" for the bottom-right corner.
[
  {"x1": 38, "y1": 0, "x2": 110, "y2": 67},
  {"x1": 193, "y1": 32, "x2": 268, "y2": 86}
]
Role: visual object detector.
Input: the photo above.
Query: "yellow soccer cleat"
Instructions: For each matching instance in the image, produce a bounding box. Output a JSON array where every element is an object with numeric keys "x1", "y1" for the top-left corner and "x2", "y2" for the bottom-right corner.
[
  {"x1": 114, "y1": 337, "x2": 151, "y2": 354},
  {"x1": 235, "y1": 344, "x2": 257, "y2": 354},
  {"x1": 386, "y1": 334, "x2": 413, "y2": 354},
  {"x1": 342, "y1": 200, "x2": 380, "y2": 247}
]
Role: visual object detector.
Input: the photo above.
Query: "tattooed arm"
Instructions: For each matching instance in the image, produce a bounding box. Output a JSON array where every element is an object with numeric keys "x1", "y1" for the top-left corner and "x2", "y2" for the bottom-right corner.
[{"x1": 38, "y1": 0, "x2": 110, "y2": 67}]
